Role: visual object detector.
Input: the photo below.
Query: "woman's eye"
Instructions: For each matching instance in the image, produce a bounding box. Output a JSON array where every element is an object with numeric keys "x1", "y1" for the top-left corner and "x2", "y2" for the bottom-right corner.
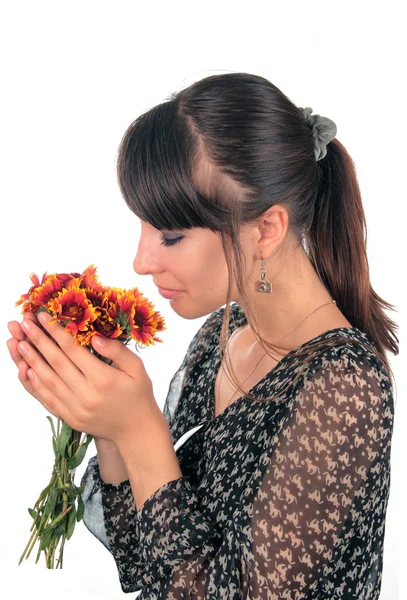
[{"x1": 160, "y1": 236, "x2": 184, "y2": 247}]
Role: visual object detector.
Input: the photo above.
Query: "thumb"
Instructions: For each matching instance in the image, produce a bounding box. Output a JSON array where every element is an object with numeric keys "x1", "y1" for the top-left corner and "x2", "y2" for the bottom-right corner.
[{"x1": 91, "y1": 336, "x2": 143, "y2": 377}]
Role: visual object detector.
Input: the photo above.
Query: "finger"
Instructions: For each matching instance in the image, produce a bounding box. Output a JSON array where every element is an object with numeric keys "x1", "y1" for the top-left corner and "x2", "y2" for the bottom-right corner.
[
  {"x1": 8, "y1": 321, "x2": 28, "y2": 342},
  {"x1": 8, "y1": 316, "x2": 50, "y2": 345},
  {"x1": 17, "y1": 359, "x2": 46, "y2": 402},
  {"x1": 35, "y1": 312, "x2": 103, "y2": 379},
  {"x1": 19, "y1": 317, "x2": 86, "y2": 394},
  {"x1": 8, "y1": 322, "x2": 55, "y2": 366},
  {"x1": 91, "y1": 336, "x2": 148, "y2": 382},
  {"x1": 22, "y1": 313, "x2": 55, "y2": 340},
  {"x1": 25, "y1": 368, "x2": 71, "y2": 421},
  {"x1": 16, "y1": 339, "x2": 78, "y2": 409},
  {"x1": 7, "y1": 337, "x2": 27, "y2": 368},
  {"x1": 10, "y1": 340, "x2": 61, "y2": 419}
]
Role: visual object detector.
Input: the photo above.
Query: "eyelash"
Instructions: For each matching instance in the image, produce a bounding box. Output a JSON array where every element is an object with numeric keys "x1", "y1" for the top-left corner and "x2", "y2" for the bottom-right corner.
[{"x1": 160, "y1": 236, "x2": 184, "y2": 247}]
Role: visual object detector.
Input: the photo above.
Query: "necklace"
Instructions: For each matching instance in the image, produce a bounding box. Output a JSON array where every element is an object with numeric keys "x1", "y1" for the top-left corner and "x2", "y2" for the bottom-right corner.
[{"x1": 214, "y1": 299, "x2": 337, "y2": 416}]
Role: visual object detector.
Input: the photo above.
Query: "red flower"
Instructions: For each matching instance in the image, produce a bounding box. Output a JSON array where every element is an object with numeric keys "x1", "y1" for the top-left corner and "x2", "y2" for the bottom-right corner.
[{"x1": 48, "y1": 287, "x2": 98, "y2": 335}]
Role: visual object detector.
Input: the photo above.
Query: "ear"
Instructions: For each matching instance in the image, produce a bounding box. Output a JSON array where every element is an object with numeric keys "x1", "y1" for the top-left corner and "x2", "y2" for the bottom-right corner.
[{"x1": 254, "y1": 204, "x2": 289, "y2": 259}]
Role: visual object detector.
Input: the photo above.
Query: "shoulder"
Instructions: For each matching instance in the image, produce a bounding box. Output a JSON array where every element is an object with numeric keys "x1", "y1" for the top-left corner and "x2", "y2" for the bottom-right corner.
[
  {"x1": 316, "y1": 330, "x2": 391, "y2": 387},
  {"x1": 300, "y1": 332, "x2": 394, "y2": 432}
]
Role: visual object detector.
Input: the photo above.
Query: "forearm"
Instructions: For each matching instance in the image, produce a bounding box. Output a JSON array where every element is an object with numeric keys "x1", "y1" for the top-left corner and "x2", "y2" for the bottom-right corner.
[
  {"x1": 95, "y1": 438, "x2": 129, "y2": 485},
  {"x1": 117, "y1": 414, "x2": 183, "y2": 511}
]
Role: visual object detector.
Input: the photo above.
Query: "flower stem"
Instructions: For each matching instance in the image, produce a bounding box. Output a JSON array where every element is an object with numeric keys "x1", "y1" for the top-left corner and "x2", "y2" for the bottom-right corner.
[{"x1": 18, "y1": 526, "x2": 40, "y2": 566}]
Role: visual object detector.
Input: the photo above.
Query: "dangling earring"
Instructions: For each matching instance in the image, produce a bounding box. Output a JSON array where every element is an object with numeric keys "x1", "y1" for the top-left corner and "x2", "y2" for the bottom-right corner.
[{"x1": 255, "y1": 250, "x2": 272, "y2": 293}]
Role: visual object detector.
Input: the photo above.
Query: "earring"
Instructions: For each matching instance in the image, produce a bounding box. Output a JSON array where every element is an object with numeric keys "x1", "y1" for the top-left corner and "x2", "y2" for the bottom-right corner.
[{"x1": 255, "y1": 251, "x2": 272, "y2": 293}]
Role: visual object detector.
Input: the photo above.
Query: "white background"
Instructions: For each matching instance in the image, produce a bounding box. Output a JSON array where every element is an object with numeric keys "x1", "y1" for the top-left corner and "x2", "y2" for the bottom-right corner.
[{"x1": 0, "y1": 1, "x2": 404, "y2": 598}]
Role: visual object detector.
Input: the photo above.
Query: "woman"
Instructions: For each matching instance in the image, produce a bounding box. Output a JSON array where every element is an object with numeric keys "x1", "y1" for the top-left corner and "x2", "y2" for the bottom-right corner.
[{"x1": 7, "y1": 73, "x2": 397, "y2": 599}]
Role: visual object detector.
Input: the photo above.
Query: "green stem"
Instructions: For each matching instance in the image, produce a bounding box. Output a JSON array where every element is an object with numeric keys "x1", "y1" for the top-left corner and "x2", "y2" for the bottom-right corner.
[
  {"x1": 18, "y1": 526, "x2": 40, "y2": 566},
  {"x1": 56, "y1": 536, "x2": 65, "y2": 569}
]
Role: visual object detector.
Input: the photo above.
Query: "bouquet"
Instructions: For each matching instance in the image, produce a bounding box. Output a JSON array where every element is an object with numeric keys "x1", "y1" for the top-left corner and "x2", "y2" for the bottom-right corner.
[{"x1": 15, "y1": 265, "x2": 165, "y2": 568}]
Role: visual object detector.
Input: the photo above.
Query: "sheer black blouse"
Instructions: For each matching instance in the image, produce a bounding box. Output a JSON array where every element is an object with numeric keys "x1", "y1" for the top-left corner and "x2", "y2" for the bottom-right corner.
[{"x1": 80, "y1": 303, "x2": 394, "y2": 599}]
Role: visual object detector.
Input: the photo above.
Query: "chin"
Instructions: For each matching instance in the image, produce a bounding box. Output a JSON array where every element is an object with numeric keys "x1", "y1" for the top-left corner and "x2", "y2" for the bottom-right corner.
[{"x1": 167, "y1": 295, "x2": 221, "y2": 321}]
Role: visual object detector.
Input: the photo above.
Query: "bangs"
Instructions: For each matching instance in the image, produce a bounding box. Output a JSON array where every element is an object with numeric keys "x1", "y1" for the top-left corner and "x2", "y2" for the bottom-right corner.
[{"x1": 116, "y1": 100, "x2": 231, "y2": 232}]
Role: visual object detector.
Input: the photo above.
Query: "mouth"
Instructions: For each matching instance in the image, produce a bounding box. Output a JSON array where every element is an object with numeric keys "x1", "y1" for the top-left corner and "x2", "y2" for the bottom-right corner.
[
  {"x1": 154, "y1": 284, "x2": 183, "y2": 292},
  {"x1": 156, "y1": 286, "x2": 184, "y2": 299}
]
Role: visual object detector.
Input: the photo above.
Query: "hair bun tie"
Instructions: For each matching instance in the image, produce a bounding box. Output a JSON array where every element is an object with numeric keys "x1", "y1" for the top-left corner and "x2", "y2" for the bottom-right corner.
[{"x1": 300, "y1": 106, "x2": 337, "y2": 161}]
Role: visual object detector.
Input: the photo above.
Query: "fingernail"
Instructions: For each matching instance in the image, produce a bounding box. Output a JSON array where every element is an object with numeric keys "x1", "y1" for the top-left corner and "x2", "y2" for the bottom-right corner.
[
  {"x1": 94, "y1": 336, "x2": 105, "y2": 346},
  {"x1": 38, "y1": 312, "x2": 48, "y2": 324},
  {"x1": 21, "y1": 320, "x2": 31, "y2": 331},
  {"x1": 18, "y1": 342, "x2": 28, "y2": 355}
]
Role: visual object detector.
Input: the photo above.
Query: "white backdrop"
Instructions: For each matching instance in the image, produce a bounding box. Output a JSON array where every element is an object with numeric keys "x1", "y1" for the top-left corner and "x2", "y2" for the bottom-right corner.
[{"x1": 0, "y1": 1, "x2": 403, "y2": 598}]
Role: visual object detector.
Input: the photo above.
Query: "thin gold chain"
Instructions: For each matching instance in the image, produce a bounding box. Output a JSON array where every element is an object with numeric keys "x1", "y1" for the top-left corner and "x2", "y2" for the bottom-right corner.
[{"x1": 215, "y1": 299, "x2": 337, "y2": 415}]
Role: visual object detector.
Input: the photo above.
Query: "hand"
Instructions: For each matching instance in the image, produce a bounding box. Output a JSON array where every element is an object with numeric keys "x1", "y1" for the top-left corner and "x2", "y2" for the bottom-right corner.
[
  {"x1": 7, "y1": 314, "x2": 60, "y2": 418},
  {"x1": 8, "y1": 319, "x2": 119, "y2": 449},
  {"x1": 7, "y1": 312, "x2": 165, "y2": 447},
  {"x1": 94, "y1": 362, "x2": 121, "y2": 451}
]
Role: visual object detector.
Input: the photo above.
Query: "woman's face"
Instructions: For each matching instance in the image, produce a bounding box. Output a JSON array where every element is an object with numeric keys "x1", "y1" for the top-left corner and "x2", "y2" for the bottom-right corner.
[{"x1": 133, "y1": 220, "x2": 245, "y2": 319}]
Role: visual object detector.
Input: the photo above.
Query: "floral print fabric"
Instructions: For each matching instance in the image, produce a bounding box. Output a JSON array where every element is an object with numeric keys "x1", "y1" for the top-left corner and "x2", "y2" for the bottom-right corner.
[{"x1": 80, "y1": 303, "x2": 394, "y2": 599}]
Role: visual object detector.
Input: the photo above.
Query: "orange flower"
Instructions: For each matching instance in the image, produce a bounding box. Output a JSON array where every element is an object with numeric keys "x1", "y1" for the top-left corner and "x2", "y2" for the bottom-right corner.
[
  {"x1": 117, "y1": 293, "x2": 166, "y2": 347},
  {"x1": 72, "y1": 328, "x2": 97, "y2": 347},
  {"x1": 82, "y1": 288, "x2": 106, "y2": 312},
  {"x1": 93, "y1": 316, "x2": 123, "y2": 340},
  {"x1": 48, "y1": 287, "x2": 98, "y2": 335},
  {"x1": 15, "y1": 271, "x2": 49, "y2": 313},
  {"x1": 16, "y1": 267, "x2": 165, "y2": 350},
  {"x1": 104, "y1": 286, "x2": 125, "y2": 305},
  {"x1": 29, "y1": 275, "x2": 65, "y2": 310},
  {"x1": 62, "y1": 265, "x2": 103, "y2": 294}
]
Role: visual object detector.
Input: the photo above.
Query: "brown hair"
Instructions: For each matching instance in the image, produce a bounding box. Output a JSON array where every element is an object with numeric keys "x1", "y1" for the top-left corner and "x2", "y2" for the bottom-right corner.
[{"x1": 116, "y1": 72, "x2": 398, "y2": 403}]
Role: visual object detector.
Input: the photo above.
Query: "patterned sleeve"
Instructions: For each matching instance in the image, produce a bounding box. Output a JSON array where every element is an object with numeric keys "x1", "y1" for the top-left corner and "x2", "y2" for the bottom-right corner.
[
  {"x1": 99, "y1": 343, "x2": 393, "y2": 598},
  {"x1": 246, "y1": 345, "x2": 394, "y2": 599},
  {"x1": 79, "y1": 308, "x2": 225, "y2": 591}
]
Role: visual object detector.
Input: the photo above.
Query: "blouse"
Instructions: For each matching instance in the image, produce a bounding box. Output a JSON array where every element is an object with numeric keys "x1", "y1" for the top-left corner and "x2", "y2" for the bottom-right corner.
[{"x1": 80, "y1": 302, "x2": 394, "y2": 599}]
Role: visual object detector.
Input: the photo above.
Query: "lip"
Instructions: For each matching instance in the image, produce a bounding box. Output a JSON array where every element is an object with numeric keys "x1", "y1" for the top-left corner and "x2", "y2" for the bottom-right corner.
[{"x1": 157, "y1": 286, "x2": 184, "y2": 299}]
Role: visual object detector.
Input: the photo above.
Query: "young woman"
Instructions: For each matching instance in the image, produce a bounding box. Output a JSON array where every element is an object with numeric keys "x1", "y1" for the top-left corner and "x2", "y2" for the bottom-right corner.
[{"x1": 7, "y1": 72, "x2": 397, "y2": 599}]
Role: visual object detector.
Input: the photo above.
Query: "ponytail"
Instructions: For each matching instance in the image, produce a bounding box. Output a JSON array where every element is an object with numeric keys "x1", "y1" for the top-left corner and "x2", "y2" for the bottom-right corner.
[{"x1": 306, "y1": 138, "x2": 398, "y2": 381}]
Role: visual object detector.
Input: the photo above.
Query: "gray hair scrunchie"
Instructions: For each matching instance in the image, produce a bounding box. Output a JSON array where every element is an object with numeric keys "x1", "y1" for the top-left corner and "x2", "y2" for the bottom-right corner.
[{"x1": 300, "y1": 106, "x2": 337, "y2": 161}]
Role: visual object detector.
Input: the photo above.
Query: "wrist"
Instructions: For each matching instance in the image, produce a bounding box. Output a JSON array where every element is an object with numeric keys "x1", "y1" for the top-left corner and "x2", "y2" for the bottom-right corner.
[{"x1": 94, "y1": 437, "x2": 120, "y2": 452}]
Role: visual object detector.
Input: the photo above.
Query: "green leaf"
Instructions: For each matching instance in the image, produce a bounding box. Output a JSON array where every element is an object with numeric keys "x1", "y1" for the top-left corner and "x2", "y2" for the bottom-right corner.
[
  {"x1": 66, "y1": 434, "x2": 93, "y2": 470},
  {"x1": 54, "y1": 522, "x2": 66, "y2": 537},
  {"x1": 67, "y1": 440, "x2": 76, "y2": 457},
  {"x1": 52, "y1": 437, "x2": 58, "y2": 458},
  {"x1": 28, "y1": 508, "x2": 38, "y2": 520},
  {"x1": 76, "y1": 495, "x2": 85, "y2": 522},
  {"x1": 39, "y1": 528, "x2": 53, "y2": 551},
  {"x1": 66, "y1": 505, "x2": 77, "y2": 540},
  {"x1": 117, "y1": 309, "x2": 129, "y2": 330},
  {"x1": 34, "y1": 483, "x2": 52, "y2": 509},
  {"x1": 49, "y1": 506, "x2": 71, "y2": 528},
  {"x1": 46, "y1": 416, "x2": 57, "y2": 439},
  {"x1": 72, "y1": 484, "x2": 85, "y2": 496},
  {"x1": 58, "y1": 420, "x2": 73, "y2": 456},
  {"x1": 43, "y1": 487, "x2": 59, "y2": 519}
]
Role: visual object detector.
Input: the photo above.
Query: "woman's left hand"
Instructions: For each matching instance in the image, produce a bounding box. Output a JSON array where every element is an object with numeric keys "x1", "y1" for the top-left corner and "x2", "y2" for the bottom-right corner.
[{"x1": 14, "y1": 311, "x2": 162, "y2": 446}]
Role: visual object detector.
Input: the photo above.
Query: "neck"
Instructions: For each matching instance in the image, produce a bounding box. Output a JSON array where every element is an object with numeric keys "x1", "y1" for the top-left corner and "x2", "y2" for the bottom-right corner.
[{"x1": 238, "y1": 244, "x2": 346, "y2": 348}]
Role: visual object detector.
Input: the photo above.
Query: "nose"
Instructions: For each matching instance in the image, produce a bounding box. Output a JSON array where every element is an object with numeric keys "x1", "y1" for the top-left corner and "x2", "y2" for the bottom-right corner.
[
  {"x1": 133, "y1": 244, "x2": 152, "y2": 276},
  {"x1": 133, "y1": 233, "x2": 162, "y2": 277}
]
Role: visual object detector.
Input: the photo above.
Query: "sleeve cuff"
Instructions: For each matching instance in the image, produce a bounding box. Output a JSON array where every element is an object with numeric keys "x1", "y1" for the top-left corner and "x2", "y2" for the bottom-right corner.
[
  {"x1": 90, "y1": 455, "x2": 132, "y2": 496},
  {"x1": 135, "y1": 476, "x2": 223, "y2": 578}
]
